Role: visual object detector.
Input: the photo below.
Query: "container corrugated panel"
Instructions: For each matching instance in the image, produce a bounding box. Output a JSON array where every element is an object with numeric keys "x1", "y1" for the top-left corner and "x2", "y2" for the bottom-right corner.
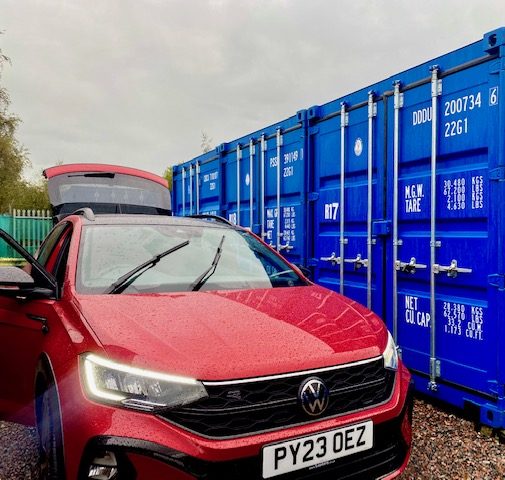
[
  {"x1": 173, "y1": 28, "x2": 505, "y2": 427},
  {"x1": 173, "y1": 112, "x2": 308, "y2": 266}
]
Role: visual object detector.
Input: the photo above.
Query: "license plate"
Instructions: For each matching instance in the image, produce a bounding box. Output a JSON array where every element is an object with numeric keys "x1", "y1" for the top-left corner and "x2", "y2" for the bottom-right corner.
[{"x1": 262, "y1": 420, "x2": 373, "y2": 478}]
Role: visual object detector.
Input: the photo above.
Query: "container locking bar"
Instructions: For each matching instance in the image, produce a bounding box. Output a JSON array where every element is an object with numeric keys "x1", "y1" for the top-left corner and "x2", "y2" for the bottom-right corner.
[
  {"x1": 195, "y1": 162, "x2": 200, "y2": 215},
  {"x1": 260, "y1": 134, "x2": 267, "y2": 239},
  {"x1": 344, "y1": 254, "x2": 368, "y2": 270},
  {"x1": 339, "y1": 103, "x2": 349, "y2": 294},
  {"x1": 395, "y1": 257, "x2": 427, "y2": 274},
  {"x1": 276, "y1": 128, "x2": 283, "y2": 252},
  {"x1": 320, "y1": 252, "x2": 341, "y2": 266},
  {"x1": 367, "y1": 91, "x2": 377, "y2": 309},
  {"x1": 275, "y1": 129, "x2": 292, "y2": 252},
  {"x1": 249, "y1": 139, "x2": 255, "y2": 229},
  {"x1": 236, "y1": 145, "x2": 241, "y2": 225},
  {"x1": 182, "y1": 167, "x2": 186, "y2": 216},
  {"x1": 433, "y1": 260, "x2": 472, "y2": 278},
  {"x1": 392, "y1": 81, "x2": 403, "y2": 345},
  {"x1": 429, "y1": 66, "x2": 442, "y2": 392},
  {"x1": 189, "y1": 165, "x2": 194, "y2": 215}
]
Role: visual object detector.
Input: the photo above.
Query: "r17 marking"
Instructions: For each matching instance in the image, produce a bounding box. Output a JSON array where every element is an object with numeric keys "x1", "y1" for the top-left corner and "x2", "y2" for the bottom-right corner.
[{"x1": 324, "y1": 202, "x2": 339, "y2": 220}]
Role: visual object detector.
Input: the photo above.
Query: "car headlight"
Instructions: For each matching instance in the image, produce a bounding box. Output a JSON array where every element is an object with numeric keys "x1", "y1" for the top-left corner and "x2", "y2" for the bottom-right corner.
[
  {"x1": 383, "y1": 331, "x2": 398, "y2": 371},
  {"x1": 81, "y1": 353, "x2": 208, "y2": 412}
]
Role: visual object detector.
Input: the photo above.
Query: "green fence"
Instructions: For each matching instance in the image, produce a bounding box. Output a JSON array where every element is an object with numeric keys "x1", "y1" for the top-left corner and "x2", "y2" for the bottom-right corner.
[{"x1": 0, "y1": 210, "x2": 52, "y2": 263}]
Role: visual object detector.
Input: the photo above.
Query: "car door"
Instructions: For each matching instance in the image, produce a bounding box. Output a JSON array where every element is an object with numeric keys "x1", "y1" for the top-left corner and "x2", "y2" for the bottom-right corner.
[{"x1": 0, "y1": 223, "x2": 70, "y2": 424}]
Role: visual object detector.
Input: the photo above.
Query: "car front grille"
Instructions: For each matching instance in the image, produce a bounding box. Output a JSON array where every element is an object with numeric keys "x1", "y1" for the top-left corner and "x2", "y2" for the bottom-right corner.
[
  {"x1": 159, "y1": 357, "x2": 396, "y2": 438},
  {"x1": 196, "y1": 414, "x2": 409, "y2": 480}
]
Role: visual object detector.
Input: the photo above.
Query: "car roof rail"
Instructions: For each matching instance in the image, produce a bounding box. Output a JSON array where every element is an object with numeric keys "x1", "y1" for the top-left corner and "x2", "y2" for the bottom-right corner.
[
  {"x1": 188, "y1": 214, "x2": 234, "y2": 226},
  {"x1": 70, "y1": 207, "x2": 96, "y2": 221}
]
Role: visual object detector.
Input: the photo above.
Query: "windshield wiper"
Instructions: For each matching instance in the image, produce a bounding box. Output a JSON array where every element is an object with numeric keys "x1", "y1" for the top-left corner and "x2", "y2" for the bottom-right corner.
[
  {"x1": 190, "y1": 235, "x2": 225, "y2": 292},
  {"x1": 105, "y1": 240, "x2": 190, "y2": 294}
]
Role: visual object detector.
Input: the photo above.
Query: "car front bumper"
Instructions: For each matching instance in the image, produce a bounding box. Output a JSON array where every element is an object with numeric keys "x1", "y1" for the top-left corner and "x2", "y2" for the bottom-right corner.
[{"x1": 66, "y1": 364, "x2": 413, "y2": 480}]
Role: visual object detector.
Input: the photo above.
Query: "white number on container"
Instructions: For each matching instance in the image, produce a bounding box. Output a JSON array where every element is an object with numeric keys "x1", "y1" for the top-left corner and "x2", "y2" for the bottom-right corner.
[
  {"x1": 283, "y1": 166, "x2": 294, "y2": 177},
  {"x1": 490, "y1": 87, "x2": 499, "y2": 106},
  {"x1": 444, "y1": 119, "x2": 468, "y2": 137},
  {"x1": 444, "y1": 93, "x2": 481, "y2": 116}
]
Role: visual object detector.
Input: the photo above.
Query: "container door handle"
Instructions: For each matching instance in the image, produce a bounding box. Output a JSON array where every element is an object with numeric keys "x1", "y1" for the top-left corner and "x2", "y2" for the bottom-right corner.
[
  {"x1": 395, "y1": 257, "x2": 427, "y2": 274},
  {"x1": 344, "y1": 254, "x2": 368, "y2": 270},
  {"x1": 433, "y1": 259, "x2": 472, "y2": 278},
  {"x1": 320, "y1": 252, "x2": 341, "y2": 266}
]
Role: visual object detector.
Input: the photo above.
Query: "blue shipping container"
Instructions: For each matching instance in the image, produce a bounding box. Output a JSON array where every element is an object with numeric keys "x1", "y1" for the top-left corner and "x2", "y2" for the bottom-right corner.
[{"x1": 173, "y1": 28, "x2": 505, "y2": 428}]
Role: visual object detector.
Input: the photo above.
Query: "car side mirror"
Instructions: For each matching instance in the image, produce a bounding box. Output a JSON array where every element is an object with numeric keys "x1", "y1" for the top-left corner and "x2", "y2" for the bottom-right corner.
[
  {"x1": 294, "y1": 264, "x2": 312, "y2": 280},
  {"x1": 0, "y1": 229, "x2": 58, "y2": 299},
  {"x1": 0, "y1": 267, "x2": 53, "y2": 298}
]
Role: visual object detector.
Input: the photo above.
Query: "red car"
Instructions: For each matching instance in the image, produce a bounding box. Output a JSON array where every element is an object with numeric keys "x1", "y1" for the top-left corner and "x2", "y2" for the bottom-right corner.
[{"x1": 0, "y1": 164, "x2": 412, "y2": 479}]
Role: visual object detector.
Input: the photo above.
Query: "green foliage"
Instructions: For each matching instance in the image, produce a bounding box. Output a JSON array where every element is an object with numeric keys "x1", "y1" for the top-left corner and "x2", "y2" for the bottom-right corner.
[
  {"x1": 10, "y1": 179, "x2": 50, "y2": 211},
  {"x1": 0, "y1": 43, "x2": 49, "y2": 212},
  {"x1": 162, "y1": 166, "x2": 173, "y2": 191}
]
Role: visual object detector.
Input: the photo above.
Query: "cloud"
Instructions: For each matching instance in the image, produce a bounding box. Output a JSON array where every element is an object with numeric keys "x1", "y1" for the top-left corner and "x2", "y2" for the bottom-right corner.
[{"x1": 1, "y1": 0, "x2": 503, "y2": 180}]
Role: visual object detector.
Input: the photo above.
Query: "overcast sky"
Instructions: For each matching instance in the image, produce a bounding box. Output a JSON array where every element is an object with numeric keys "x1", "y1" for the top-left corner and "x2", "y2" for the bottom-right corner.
[{"x1": 1, "y1": 0, "x2": 504, "y2": 181}]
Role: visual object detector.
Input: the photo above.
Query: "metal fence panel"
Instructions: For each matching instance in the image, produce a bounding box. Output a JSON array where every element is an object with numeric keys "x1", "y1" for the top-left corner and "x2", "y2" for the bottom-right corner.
[{"x1": 0, "y1": 210, "x2": 52, "y2": 259}]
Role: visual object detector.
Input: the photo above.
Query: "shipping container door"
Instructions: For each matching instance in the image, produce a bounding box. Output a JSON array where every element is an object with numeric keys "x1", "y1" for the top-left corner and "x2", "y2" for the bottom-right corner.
[
  {"x1": 311, "y1": 97, "x2": 385, "y2": 314},
  {"x1": 261, "y1": 124, "x2": 306, "y2": 266},
  {"x1": 388, "y1": 60, "x2": 500, "y2": 402},
  {"x1": 174, "y1": 163, "x2": 198, "y2": 216},
  {"x1": 223, "y1": 141, "x2": 257, "y2": 230},
  {"x1": 198, "y1": 157, "x2": 221, "y2": 216},
  {"x1": 172, "y1": 166, "x2": 185, "y2": 216}
]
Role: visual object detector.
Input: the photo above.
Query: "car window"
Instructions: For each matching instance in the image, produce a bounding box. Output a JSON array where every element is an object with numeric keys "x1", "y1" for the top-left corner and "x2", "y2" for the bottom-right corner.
[
  {"x1": 36, "y1": 223, "x2": 68, "y2": 267},
  {"x1": 52, "y1": 231, "x2": 72, "y2": 289},
  {"x1": 76, "y1": 224, "x2": 308, "y2": 294}
]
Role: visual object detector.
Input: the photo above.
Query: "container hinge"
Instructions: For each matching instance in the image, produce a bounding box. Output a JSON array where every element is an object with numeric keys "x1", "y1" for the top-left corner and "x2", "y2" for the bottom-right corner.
[
  {"x1": 488, "y1": 274, "x2": 505, "y2": 290},
  {"x1": 309, "y1": 127, "x2": 320, "y2": 135},
  {"x1": 490, "y1": 167, "x2": 505, "y2": 181},
  {"x1": 307, "y1": 258, "x2": 319, "y2": 267},
  {"x1": 308, "y1": 192, "x2": 320, "y2": 202}
]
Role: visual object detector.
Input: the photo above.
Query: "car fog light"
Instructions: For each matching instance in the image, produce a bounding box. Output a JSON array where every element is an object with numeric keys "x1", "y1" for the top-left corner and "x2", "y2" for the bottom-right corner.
[{"x1": 88, "y1": 451, "x2": 118, "y2": 480}]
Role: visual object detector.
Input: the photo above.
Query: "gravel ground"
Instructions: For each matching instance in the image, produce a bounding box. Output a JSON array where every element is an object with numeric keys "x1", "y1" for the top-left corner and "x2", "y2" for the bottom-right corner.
[
  {"x1": 1, "y1": 398, "x2": 505, "y2": 479},
  {"x1": 0, "y1": 421, "x2": 39, "y2": 480},
  {"x1": 401, "y1": 398, "x2": 505, "y2": 480}
]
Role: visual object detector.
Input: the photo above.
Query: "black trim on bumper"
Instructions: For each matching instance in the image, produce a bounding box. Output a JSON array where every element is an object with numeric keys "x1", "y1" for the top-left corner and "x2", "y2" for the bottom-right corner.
[{"x1": 79, "y1": 399, "x2": 412, "y2": 480}]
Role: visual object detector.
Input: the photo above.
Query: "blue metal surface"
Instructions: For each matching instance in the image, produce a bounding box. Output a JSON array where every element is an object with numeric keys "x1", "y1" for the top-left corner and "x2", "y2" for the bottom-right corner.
[{"x1": 173, "y1": 28, "x2": 505, "y2": 427}]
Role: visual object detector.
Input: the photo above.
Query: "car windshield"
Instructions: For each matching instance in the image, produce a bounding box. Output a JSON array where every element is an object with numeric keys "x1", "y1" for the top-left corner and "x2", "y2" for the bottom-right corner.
[{"x1": 76, "y1": 223, "x2": 308, "y2": 294}]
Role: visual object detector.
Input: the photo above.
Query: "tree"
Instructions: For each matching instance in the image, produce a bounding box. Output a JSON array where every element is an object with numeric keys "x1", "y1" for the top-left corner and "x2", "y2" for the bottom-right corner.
[
  {"x1": 162, "y1": 166, "x2": 172, "y2": 191},
  {"x1": 0, "y1": 46, "x2": 26, "y2": 211},
  {"x1": 0, "y1": 41, "x2": 49, "y2": 212},
  {"x1": 201, "y1": 131, "x2": 213, "y2": 153}
]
